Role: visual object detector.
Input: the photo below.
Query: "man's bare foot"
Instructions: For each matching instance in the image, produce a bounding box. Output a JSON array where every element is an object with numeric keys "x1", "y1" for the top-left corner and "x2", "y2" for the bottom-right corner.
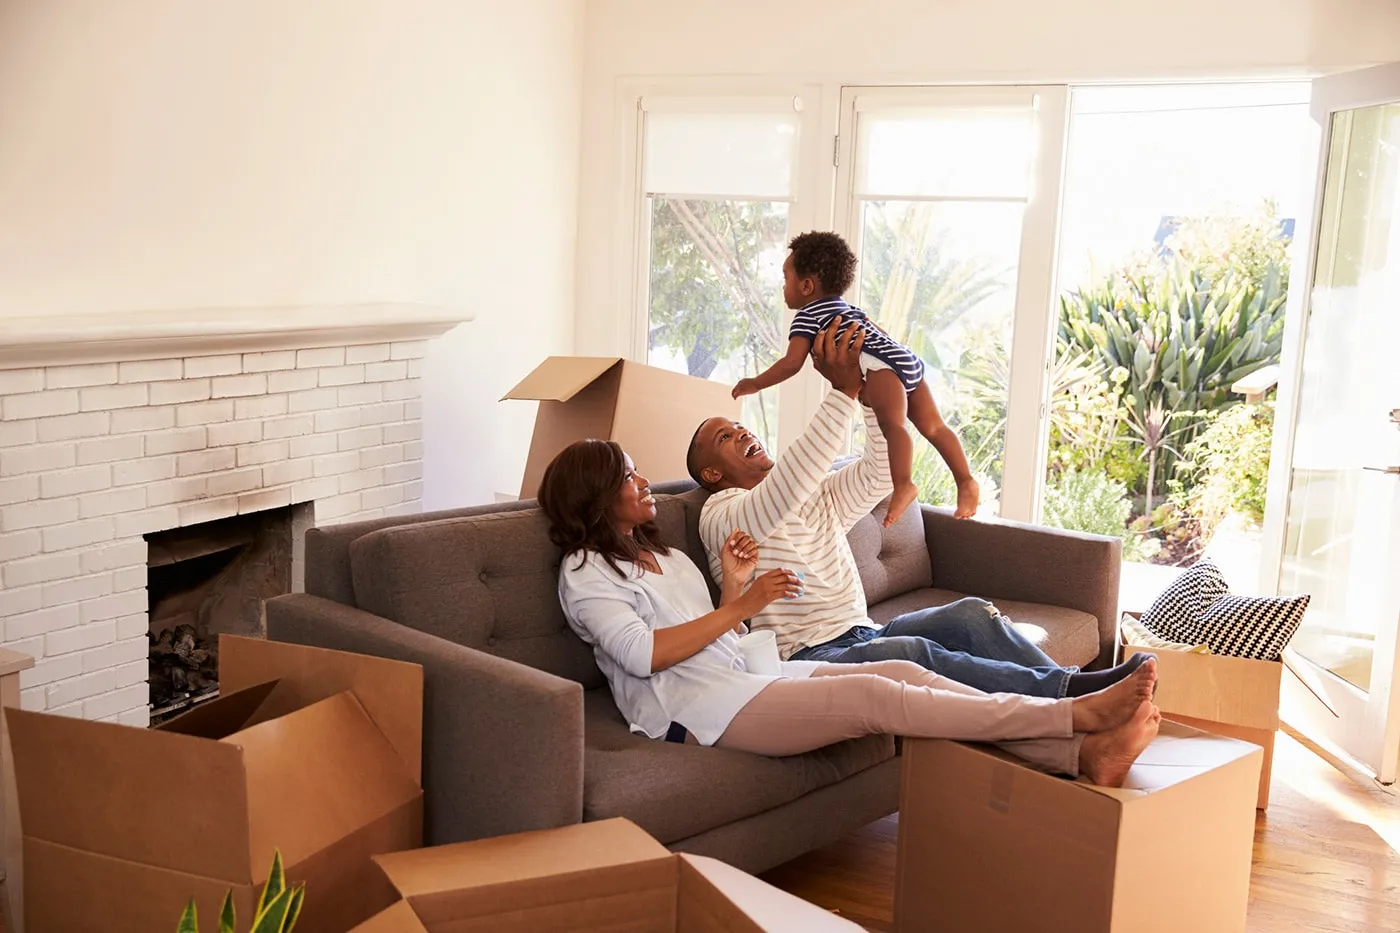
[
  {"x1": 1079, "y1": 701, "x2": 1161, "y2": 787},
  {"x1": 884, "y1": 481, "x2": 919, "y2": 528},
  {"x1": 1070, "y1": 658, "x2": 1157, "y2": 732},
  {"x1": 953, "y1": 477, "x2": 980, "y2": 519}
]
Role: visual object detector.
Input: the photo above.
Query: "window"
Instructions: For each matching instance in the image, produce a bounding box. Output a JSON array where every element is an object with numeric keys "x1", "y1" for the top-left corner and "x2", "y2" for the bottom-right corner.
[
  {"x1": 638, "y1": 100, "x2": 803, "y2": 449},
  {"x1": 836, "y1": 88, "x2": 1068, "y2": 518}
]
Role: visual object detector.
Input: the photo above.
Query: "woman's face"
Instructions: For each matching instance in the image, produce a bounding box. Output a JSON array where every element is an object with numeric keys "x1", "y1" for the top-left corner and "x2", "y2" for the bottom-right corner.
[{"x1": 610, "y1": 453, "x2": 656, "y2": 533}]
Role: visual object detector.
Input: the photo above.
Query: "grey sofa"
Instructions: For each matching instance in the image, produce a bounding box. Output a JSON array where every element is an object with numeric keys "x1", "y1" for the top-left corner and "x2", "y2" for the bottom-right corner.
[{"x1": 265, "y1": 481, "x2": 1119, "y2": 873}]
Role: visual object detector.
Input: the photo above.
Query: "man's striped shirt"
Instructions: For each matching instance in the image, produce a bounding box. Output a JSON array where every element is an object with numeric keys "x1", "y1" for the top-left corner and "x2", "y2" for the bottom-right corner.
[{"x1": 699, "y1": 391, "x2": 892, "y2": 659}]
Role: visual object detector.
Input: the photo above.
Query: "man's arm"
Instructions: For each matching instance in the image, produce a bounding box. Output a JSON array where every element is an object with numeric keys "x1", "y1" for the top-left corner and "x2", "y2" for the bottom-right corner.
[
  {"x1": 700, "y1": 389, "x2": 859, "y2": 550},
  {"x1": 823, "y1": 402, "x2": 895, "y2": 531},
  {"x1": 700, "y1": 320, "x2": 867, "y2": 560}
]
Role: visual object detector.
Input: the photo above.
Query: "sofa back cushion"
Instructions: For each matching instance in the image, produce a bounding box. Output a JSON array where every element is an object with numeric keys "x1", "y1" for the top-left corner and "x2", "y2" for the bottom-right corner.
[
  {"x1": 348, "y1": 495, "x2": 696, "y2": 688},
  {"x1": 346, "y1": 482, "x2": 933, "y2": 688},
  {"x1": 846, "y1": 499, "x2": 933, "y2": 606}
]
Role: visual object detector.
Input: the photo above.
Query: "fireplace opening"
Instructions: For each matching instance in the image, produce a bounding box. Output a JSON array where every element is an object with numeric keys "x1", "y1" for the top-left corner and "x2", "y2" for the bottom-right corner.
[{"x1": 144, "y1": 504, "x2": 307, "y2": 725}]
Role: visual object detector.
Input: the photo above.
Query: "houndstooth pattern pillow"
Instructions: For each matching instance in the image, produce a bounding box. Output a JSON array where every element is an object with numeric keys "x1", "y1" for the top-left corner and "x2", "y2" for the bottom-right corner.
[{"x1": 1139, "y1": 560, "x2": 1308, "y2": 661}]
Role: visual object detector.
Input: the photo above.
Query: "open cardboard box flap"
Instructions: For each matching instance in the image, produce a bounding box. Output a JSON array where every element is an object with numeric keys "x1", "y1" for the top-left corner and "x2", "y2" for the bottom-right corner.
[
  {"x1": 501, "y1": 355, "x2": 740, "y2": 499},
  {"x1": 218, "y1": 633, "x2": 424, "y2": 782},
  {"x1": 353, "y1": 818, "x2": 863, "y2": 932},
  {"x1": 501, "y1": 356, "x2": 624, "y2": 403}
]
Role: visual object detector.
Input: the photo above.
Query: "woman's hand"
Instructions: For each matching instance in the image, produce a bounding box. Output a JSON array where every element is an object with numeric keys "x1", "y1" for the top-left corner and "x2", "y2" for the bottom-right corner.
[
  {"x1": 719, "y1": 528, "x2": 759, "y2": 586},
  {"x1": 738, "y1": 569, "x2": 803, "y2": 617}
]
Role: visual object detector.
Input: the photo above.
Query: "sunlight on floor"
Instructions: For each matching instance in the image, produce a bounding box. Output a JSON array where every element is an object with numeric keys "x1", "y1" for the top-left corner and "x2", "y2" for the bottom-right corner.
[{"x1": 1274, "y1": 728, "x2": 1400, "y2": 855}]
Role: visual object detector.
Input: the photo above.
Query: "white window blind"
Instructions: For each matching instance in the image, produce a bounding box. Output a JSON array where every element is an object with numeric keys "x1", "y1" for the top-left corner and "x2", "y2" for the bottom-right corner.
[
  {"x1": 642, "y1": 104, "x2": 800, "y2": 199},
  {"x1": 855, "y1": 106, "x2": 1037, "y2": 200}
]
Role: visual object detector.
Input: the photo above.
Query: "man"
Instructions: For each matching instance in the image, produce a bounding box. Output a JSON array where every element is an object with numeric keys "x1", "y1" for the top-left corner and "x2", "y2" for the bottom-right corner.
[{"x1": 689, "y1": 320, "x2": 1147, "y2": 699}]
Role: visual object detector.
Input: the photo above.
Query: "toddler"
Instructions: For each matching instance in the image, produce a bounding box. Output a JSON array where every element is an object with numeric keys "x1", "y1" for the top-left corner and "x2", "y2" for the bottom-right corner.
[{"x1": 733, "y1": 231, "x2": 979, "y2": 526}]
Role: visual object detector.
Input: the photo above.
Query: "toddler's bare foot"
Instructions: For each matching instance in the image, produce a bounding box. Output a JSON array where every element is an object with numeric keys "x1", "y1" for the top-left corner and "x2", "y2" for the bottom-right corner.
[
  {"x1": 954, "y1": 477, "x2": 980, "y2": 519},
  {"x1": 1070, "y1": 658, "x2": 1157, "y2": 733},
  {"x1": 885, "y1": 482, "x2": 920, "y2": 528},
  {"x1": 1080, "y1": 701, "x2": 1161, "y2": 787}
]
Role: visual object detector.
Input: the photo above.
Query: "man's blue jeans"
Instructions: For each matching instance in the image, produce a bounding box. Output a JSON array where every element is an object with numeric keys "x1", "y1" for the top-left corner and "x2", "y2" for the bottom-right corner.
[{"x1": 789, "y1": 597, "x2": 1076, "y2": 698}]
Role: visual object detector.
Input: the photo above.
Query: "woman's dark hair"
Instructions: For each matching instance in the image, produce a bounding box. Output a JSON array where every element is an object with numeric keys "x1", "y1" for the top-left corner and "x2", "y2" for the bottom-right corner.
[{"x1": 538, "y1": 439, "x2": 671, "y2": 578}]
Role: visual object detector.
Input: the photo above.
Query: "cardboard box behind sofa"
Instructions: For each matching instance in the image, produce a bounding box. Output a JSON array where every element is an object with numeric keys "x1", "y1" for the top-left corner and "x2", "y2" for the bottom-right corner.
[
  {"x1": 350, "y1": 817, "x2": 863, "y2": 932},
  {"x1": 6, "y1": 636, "x2": 425, "y2": 933},
  {"x1": 503, "y1": 356, "x2": 739, "y2": 499},
  {"x1": 895, "y1": 721, "x2": 1262, "y2": 933},
  {"x1": 1121, "y1": 612, "x2": 1282, "y2": 809}
]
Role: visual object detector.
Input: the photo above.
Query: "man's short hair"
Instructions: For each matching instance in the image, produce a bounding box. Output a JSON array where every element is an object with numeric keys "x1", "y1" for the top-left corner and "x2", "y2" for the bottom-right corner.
[
  {"x1": 686, "y1": 420, "x2": 711, "y2": 489},
  {"x1": 789, "y1": 231, "x2": 858, "y2": 295}
]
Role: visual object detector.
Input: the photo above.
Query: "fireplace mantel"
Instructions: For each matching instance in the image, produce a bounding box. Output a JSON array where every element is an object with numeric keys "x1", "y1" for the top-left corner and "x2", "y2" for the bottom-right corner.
[{"x1": 0, "y1": 303, "x2": 471, "y2": 369}]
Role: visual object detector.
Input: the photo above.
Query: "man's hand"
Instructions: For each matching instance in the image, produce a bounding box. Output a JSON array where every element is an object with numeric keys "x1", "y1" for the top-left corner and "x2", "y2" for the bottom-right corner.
[{"x1": 811, "y1": 316, "x2": 866, "y2": 399}]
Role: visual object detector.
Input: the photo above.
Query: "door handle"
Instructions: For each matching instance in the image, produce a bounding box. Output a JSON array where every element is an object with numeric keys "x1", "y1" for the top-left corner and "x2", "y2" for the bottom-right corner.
[{"x1": 1364, "y1": 466, "x2": 1400, "y2": 475}]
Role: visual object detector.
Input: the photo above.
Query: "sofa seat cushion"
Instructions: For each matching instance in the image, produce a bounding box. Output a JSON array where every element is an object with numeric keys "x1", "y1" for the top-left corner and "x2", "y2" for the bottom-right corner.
[
  {"x1": 580, "y1": 689, "x2": 894, "y2": 845},
  {"x1": 867, "y1": 587, "x2": 1100, "y2": 669}
]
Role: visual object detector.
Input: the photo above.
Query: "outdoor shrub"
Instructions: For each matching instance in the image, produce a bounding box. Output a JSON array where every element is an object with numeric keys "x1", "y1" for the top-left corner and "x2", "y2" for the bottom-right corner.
[
  {"x1": 1043, "y1": 469, "x2": 1163, "y2": 562},
  {"x1": 1171, "y1": 402, "x2": 1275, "y2": 533},
  {"x1": 1041, "y1": 469, "x2": 1131, "y2": 538}
]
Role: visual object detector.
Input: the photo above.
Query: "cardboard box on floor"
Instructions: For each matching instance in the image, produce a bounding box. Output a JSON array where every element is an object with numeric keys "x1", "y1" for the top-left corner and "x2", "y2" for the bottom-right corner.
[
  {"x1": 895, "y1": 721, "x2": 1262, "y2": 933},
  {"x1": 1120, "y1": 611, "x2": 1282, "y2": 809},
  {"x1": 349, "y1": 817, "x2": 863, "y2": 933},
  {"x1": 5, "y1": 636, "x2": 424, "y2": 933},
  {"x1": 503, "y1": 356, "x2": 739, "y2": 499}
]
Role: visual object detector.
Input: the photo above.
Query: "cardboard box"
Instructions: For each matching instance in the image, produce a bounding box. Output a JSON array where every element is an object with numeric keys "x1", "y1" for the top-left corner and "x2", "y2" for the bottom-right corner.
[
  {"x1": 6, "y1": 636, "x2": 424, "y2": 933},
  {"x1": 1121, "y1": 613, "x2": 1282, "y2": 809},
  {"x1": 895, "y1": 721, "x2": 1262, "y2": 933},
  {"x1": 502, "y1": 356, "x2": 739, "y2": 499},
  {"x1": 349, "y1": 817, "x2": 863, "y2": 932}
]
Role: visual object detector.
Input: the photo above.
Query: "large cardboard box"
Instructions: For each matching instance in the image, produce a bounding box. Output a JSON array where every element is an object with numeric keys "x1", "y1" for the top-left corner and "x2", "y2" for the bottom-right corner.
[
  {"x1": 895, "y1": 721, "x2": 1262, "y2": 933},
  {"x1": 503, "y1": 356, "x2": 739, "y2": 499},
  {"x1": 349, "y1": 817, "x2": 863, "y2": 932},
  {"x1": 6, "y1": 636, "x2": 424, "y2": 933},
  {"x1": 1121, "y1": 613, "x2": 1283, "y2": 809}
]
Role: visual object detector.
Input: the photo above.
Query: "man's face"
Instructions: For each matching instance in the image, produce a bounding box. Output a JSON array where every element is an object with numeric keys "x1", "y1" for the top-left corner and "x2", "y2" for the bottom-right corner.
[{"x1": 694, "y1": 417, "x2": 774, "y2": 491}]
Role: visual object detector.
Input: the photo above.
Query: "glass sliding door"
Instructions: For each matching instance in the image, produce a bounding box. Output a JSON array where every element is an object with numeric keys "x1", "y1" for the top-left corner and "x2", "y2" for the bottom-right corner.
[{"x1": 1265, "y1": 62, "x2": 1400, "y2": 782}]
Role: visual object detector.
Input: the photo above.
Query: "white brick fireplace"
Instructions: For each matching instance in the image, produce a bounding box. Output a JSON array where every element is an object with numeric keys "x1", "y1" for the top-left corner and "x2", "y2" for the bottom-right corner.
[{"x1": 0, "y1": 304, "x2": 467, "y2": 727}]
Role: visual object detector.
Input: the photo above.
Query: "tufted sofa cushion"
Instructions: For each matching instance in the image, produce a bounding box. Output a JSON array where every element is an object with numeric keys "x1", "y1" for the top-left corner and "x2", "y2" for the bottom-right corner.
[
  {"x1": 846, "y1": 498, "x2": 933, "y2": 606},
  {"x1": 348, "y1": 495, "x2": 698, "y2": 689}
]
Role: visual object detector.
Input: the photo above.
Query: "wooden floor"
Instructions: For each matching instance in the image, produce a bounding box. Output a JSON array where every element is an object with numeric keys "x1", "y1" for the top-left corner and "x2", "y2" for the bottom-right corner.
[{"x1": 761, "y1": 728, "x2": 1400, "y2": 932}]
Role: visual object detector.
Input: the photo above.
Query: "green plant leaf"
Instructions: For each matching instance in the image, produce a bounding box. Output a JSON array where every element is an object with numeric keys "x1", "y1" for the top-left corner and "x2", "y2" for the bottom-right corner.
[
  {"x1": 283, "y1": 886, "x2": 306, "y2": 932},
  {"x1": 254, "y1": 850, "x2": 286, "y2": 921},
  {"x1": 219, "y1": 892, "x2": 236, "y2": 933},
  {"x1": 251, "y1": 890, "x2": 293, "y2": 933},
  {"x1": 178, "y1": 900, "x2": 199, "y2": 933}
]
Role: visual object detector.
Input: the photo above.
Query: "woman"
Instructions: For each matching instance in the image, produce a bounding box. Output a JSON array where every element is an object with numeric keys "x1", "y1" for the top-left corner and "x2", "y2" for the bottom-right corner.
[{"x1": 540, "y1": 439, "x2": 1161, "y2": 787}]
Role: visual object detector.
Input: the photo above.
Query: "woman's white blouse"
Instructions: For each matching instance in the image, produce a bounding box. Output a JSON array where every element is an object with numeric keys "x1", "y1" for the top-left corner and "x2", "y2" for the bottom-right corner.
[{"x1": 558, "y1": 548, "x2": 819, "y2": 746}]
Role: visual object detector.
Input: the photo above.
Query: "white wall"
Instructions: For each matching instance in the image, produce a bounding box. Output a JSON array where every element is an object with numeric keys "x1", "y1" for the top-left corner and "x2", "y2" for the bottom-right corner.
[
  {"x1": 0, "y1": 0, "x2": 584, "y2": 507},
  {"x1": 575, "y1": 0, "x2": 1400, "y2": 356}
]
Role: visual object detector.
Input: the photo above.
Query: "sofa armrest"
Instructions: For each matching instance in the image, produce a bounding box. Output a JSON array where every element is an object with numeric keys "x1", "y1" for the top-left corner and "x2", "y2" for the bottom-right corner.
[
  {"x1": 921, "y1": 507, "x2": 1122, "y2": 669},
  {"x1": 265, "y1": 593, "x2": 584, "y2": 844}
]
